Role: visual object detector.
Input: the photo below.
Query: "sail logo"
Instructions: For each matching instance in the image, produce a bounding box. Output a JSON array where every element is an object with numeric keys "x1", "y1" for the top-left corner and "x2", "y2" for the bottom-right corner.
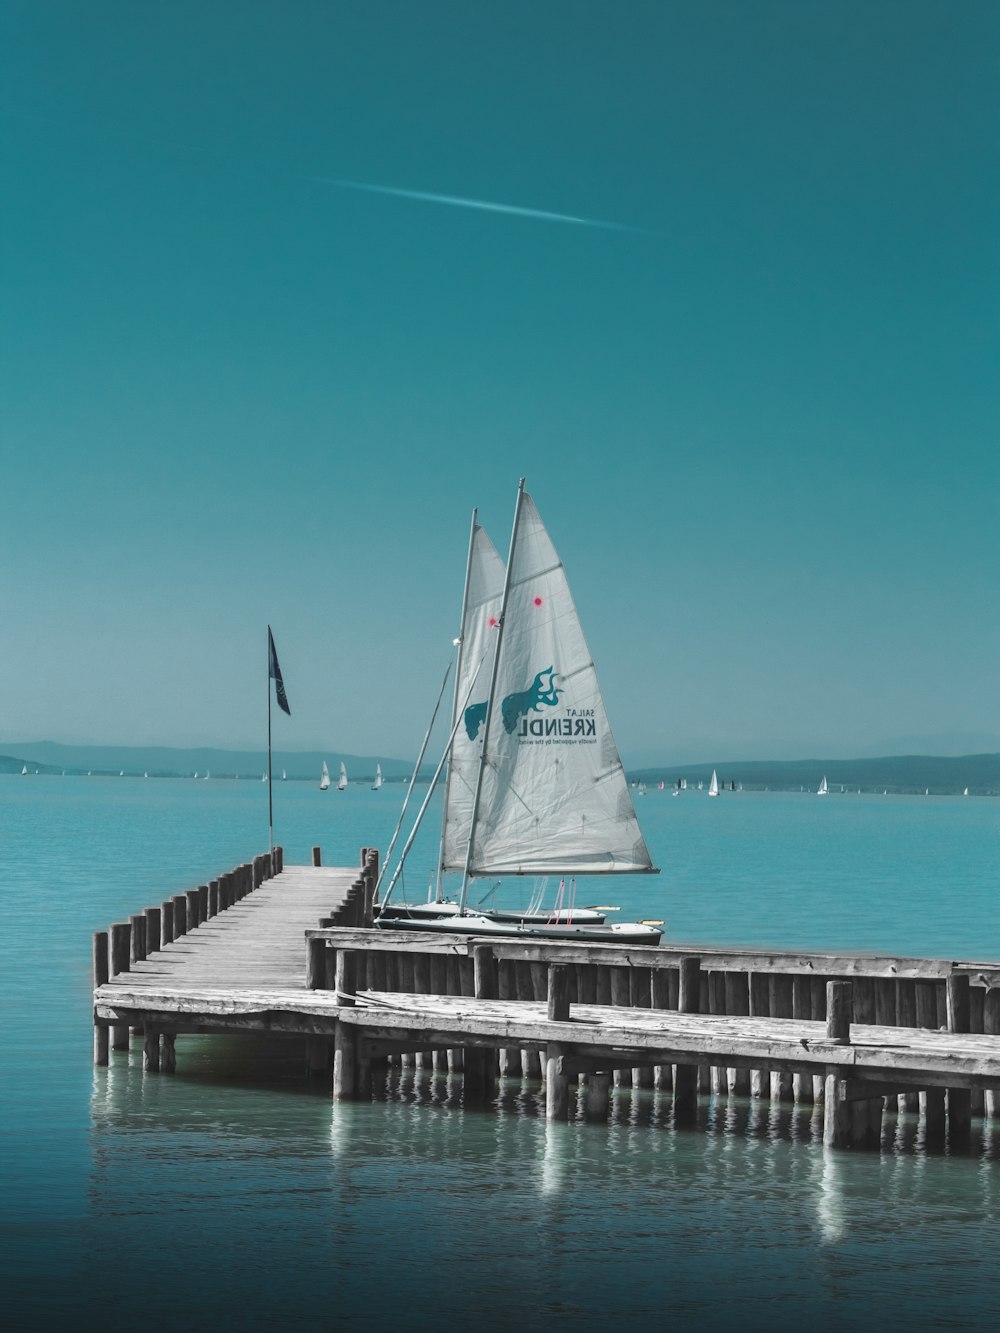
[{"x1": 464, "y1": 666, "x2": 562, "y2": 740}]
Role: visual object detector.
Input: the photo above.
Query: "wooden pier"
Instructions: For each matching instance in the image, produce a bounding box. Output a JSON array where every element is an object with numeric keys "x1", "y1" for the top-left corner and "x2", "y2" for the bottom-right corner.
[{"x1": 93, "y1": 849, "x2": 1000, "y2": 1152}]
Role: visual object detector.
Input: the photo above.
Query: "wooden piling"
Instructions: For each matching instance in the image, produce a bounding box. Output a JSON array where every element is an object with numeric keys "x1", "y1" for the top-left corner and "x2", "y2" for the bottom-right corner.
[
  {"x1": 985, "y1": 987, "x2": 1000, "y2": 1120},
  {"x1": 769, "y1": 974, "x2": 794, "y2": 1102},
  {"x1": 161, "y1": 899, "x2": 174, "y2": 946},
  {"x1": 161, "y1": 1031, "x2": 176, "y2": 1074},
  {"x1": 497, "y1": 958, "x2": 521, "y2": 1078},
  {"x1": 185, "y1": 888, "x2": 201, "y2": 929},
  {"x1": 208, "y1": 880, "x2": 219, "y2": 916},
  {"x1": 307, "y1": 937, "x2": 327, "y2": 990},
  {"x1": 946, "y1": 972, "x2": 972, "y2": 1148},
  {"x1": 792, "y1": 975, "x2": 814, "y2": 1104},
  {"x1": 826, "y1": 980, "x2": 852, "y2": 1045},
  {"x1": 333, "y1": 949, "x2": 358, "y2": 1100},
  {"x1": 144, "y1": 906, "x2": 161, "y2": 955},
  {"x1": 312, "y1": 846, "x2": 322, "y2": 867},
  {"x1": 172, "y1": 894, "x2": 187, "y2": 937},
  {"x1": 583, "y1": 1071, "x2": 612, "y2": 1122},
  {"x1": 545, "y1": 1044, "x2": 569, "y2": 1120},
  {"x1": 673, "y1": 957, "x2": 701, "y2": 1123},
  {"x1": 725, "y1": 971, "x2": 751, "y2": 1096},
  {"x1": 143, "y1": 1028, "x2": 160, "y2": 1073},
  {"x1": 93, "y1": 931, "x2": 109, "y2": 1065},
  {"x1": 109, "y1": 922, "x2": 131, "y2": 1050},
  {"x1": 129, "y1": 913, "x2": 147, "y2": 963}
]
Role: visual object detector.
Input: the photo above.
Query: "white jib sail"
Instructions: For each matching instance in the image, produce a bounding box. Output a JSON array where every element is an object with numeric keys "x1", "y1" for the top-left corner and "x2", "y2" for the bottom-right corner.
[
  {"x1": 463, "y1": 491, "x2": 655, "y2": 877},
  {"x1": 440, "y1": 521, "x2": 506, "y2": 873}
]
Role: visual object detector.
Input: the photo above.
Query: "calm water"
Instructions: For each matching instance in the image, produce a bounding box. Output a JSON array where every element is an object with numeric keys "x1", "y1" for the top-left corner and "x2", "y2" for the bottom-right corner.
[{"x1": 3, "y1": 776, "x2": 999, "y2": 1329}]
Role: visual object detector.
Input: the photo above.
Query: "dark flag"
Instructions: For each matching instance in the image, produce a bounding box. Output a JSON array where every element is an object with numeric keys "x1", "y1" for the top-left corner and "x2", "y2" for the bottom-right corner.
[{"x1": 268, "y1": 627, "x2": 291, "y2": 715}]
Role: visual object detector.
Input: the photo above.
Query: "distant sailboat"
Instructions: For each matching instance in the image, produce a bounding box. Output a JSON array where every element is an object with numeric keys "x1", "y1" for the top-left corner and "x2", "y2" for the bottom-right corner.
[
  {"x1": 637, "y1": 781, "x2": 646, "y2": 797},
  {"x1": 372, "y1": 763, "x2": 383, "y2": 792},
  {"x1": 964, "y1": 787, "x2": 969, "y2": 797},
  {"x1": 708, "y1": 770, "x2": 719, "y2": 797},
  {"x1": 204, "y1": 770, "x2": 210, "y2": 780},
  {"x1": 21, "y1": 765, "x2": 27, "y2": 775},
  {"x1": 144, "y1": 771, "x2": 148, "y2": 779},
  {"x1": 338, "y1": 762, "x2": 348, "y2": 791},
  {"x1": 320, "y1": 761, "x2": 331, "y2": 791},
  {"x1": 281, "y1": 769, "x2": 287, "y2": 781},
  {"x1": 262, "y1": 772, "x2": 268, "y2": 783},
  {"x1": 119, "y1": 770, "x2": 124, "y2": 777},
  {"x1": 194, "y1": 771, "x2": 199, "y2": 779},
  {"x1": 817, "y1": 775, "x2": 828, "y2": 796}
]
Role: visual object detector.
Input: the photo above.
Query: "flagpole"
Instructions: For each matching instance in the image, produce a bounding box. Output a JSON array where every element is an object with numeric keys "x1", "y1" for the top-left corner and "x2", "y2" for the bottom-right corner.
[{"x1": 267, "y1": 627, "x2": 274, "y2": 849}]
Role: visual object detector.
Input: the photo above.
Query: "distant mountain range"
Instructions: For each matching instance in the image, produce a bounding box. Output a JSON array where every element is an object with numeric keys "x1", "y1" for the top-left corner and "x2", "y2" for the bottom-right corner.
[
  {"x1": 2, "y1": 743, "x2": 997, "y2": 794},
  {"x1": 0, "y1": 742, "x2": 414, "y2": 781},
  {"x1": 631, "y1": 754, "x2": 1000, "y2": 795}
]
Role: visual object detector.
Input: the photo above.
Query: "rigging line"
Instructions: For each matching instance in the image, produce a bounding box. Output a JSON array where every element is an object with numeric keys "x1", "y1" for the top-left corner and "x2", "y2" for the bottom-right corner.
[
  {"x1": 375, "y1": 657, "x2": 453, "y2": 899},
  {"x1": 379, "y1": 645, "x2": 492, "y2": 910}
]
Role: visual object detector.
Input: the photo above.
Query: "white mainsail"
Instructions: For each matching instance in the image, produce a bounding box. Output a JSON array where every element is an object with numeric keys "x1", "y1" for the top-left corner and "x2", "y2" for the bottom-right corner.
[
  {"x1": 708, "y1": 769, "x2": 719, "y2": 797},
  {"x1": 320, "y1": 761, "x2": 331, "y2": 791},
  {"x1": 457, "y1": 491, "x2": 655, "y2": 878},
  {"x1": 439, "y1": 521, "x2": 506, "y2": 874},
  {"x1": 338, "y1": 762, "x2": 348, "y2": 791},
  {"x1": 372, "y1": 763, "x2": 382, "y2": 791},
  {"x1": 817, "y1": 775, "x2": 828, "y2": 796}
]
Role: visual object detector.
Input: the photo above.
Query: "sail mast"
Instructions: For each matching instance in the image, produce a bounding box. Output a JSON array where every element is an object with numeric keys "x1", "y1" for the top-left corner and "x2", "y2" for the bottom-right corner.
[
  {"x1": 435, "y1": 508, "x2": 479, "y2": 901},
  {"x1": 458, "y1": 477, "x2": 526, "y2": 915}
]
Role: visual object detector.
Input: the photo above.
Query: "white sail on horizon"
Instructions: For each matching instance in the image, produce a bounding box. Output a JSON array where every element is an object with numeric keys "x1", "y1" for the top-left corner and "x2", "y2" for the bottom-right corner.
[
  {"x1": 456, "y1": 491, "x2": 655, "y2": 877},
  {"x1": 338, "y1": 762, "x2": 348, "y2": 791},
  {"x1": 320, "y1": 760, "x2": 331, "y2": 791},
  {"x1": 440, "y1": 521, "x2": 506, "y2": 873}
]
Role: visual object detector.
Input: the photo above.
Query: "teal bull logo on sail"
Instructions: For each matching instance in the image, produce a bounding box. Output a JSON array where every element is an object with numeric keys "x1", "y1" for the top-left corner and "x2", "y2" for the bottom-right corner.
[{"x1": 464, "y1": 666, "x2": 563, "y2": 740}]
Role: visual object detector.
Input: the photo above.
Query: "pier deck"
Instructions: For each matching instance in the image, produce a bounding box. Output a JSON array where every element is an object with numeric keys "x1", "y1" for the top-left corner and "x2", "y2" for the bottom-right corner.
[{"x1": 92, "y1": 852, "x2": 1000, "y2": 1151}]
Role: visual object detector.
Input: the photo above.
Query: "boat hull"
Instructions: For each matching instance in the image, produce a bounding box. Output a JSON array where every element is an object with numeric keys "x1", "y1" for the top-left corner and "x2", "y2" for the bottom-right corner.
[{"x1": 374, "y1": 912, "x2": 661, "y2": 945}]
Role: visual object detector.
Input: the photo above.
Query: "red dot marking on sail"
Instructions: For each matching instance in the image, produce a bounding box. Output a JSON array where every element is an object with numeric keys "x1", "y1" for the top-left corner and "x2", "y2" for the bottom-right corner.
[
  {"x1": 534, "y1": 597, "x2": 543, "y2": 606},
  {"x1": 488, "y1": 617, "x2": 498, "y2": 627}
]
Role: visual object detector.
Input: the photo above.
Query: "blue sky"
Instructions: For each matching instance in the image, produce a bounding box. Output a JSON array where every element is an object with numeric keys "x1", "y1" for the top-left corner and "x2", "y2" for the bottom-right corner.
[{"x1": 2, "y1": 1, "x2": 997, "y2": 764}]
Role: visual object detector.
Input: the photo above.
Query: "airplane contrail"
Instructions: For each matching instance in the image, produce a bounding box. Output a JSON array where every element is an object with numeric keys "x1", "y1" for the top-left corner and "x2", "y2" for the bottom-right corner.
[{"x1": 314, "y1": 176, "x2": 647, "y2": 233}]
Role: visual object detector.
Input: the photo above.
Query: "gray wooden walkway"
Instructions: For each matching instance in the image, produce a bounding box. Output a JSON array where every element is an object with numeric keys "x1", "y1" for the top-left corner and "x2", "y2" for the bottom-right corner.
[{"x1": 108, "y1": 864, "x2": 357, "y2": 994}]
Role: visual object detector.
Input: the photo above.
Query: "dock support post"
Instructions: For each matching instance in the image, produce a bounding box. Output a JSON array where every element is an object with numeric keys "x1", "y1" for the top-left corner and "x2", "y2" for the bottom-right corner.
[
  {"x1": 312, "y1": 846, "x2": 322, "y2": 867},
  {"x1": 673, "y1": 956, "x2": 701, "y2": 1124},
  {"x1": 109, "y1": 922, "x2": 131, "y2": 1050},
  {"x1": 144, "y1": 906, "x2": 161, "y2": 955},
  {"x1": 547, "y1": 964, "x2": 571, "y2": 1022},
  {"x1": 161, "y1": 899, "x2": 174, "y2": 946},
  {"x1": 947, "y1": 972, "x2": 972, "y2": 1148},
  {"x1": 583, "y1": 1071, "x2": 612, "y2": 1122},
  {"x1": 143, "y1": 1028, "x2": 161, "y2": 1073},
  {"x1": 161, "y1": 1032, "x2": 176, "y2": 1074},
  {"x1": 306, "y1": 937, "x2": 327, "y2": 990},
  {"x1": 333, "y1": 950, "x2": 358, "y2": 1100},
  {"x1": 823, "y1": 983, "x2": 853, "y2": 1149},
  {"x1": 826, "y1": 980, "x2": 852, "y2": 1045},
  {"x1": 545, "y1": 1043, "x2": 569, "y2": 1121},
  {"x1": 463, "y1": 945, "x2": 497, "y2": 1100},
  {"x1": 93, "y1": 931, "x2": 109, "y2": 1065},
  {"x1": 823, "y1": 1072, "x2": 851, "y2": 1148},
  {"x1": 985, "y1": 988, "x2": 1000, "y2": 1120}
]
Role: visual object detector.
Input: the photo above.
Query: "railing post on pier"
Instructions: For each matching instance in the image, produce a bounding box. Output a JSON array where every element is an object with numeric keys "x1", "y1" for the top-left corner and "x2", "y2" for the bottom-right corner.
[
  {"x1": 826, "y1": 980, "x2": 852, "y2": 1045},
  {"x1": 947, "y1": 972, "x2": 972, "y2": 1148},
  {"x1": 172, "y1": 894, "x2": 187, "y2": 937},
  {"x1": 208, "y1": 880, "x2": 219, "y2": 917},
  {"x1": 307, "y1": 935, "x2": 327, "y2": 991},
  {"x1": 673, "y1": 956, "x2": 701, "y2": 1124},
  {"x1": 144, "y1": 906, "x2": 161, "y2": 955},
  {"x1": 312, "y1": 846, "x2": 322, "y2": 867},
  {"x1": 109, "y1": 922, "x2": 131, "y2": 1051},
  {"x1": 93, "y1": 931, "x2": 109, "y2": 1066},
  {"x1": 823, "y1": 981, "x2": 853, "y2": 1149},
  {"x1": 333, "y1": 949, "x2": 359, "y2": 1100},
  {"x1": 186, "y1": 888, "x2": 201, "y2": 929},
  {"x1": 547, "y1": 965, "x2": 572, "y2": 1023},
  {"x1": 463, "y1": 945, "x2": 498, "y2": 1102},
  {"x1": 129, "y1": 914, "x2": 147, "y2": 964},
  {"x1": 161, "y1": 899, "x2": 175, "y2": 946}
]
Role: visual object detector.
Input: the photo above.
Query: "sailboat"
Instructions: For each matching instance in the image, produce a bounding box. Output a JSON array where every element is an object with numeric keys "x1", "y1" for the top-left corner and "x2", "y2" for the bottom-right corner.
[
  {"x1": 964, "y1": 787, "x2": 969, "y2": 797},
  {"x1": 320, "y1": 761, "x2": 331, "y2": 791},
  {"x1": 372, "y1": 763, "x2": 382, "y2": 792},
  {"x1": 204, "y1": 770, "x2": 210, "y2": 780},
  {"x1": 378, "y1": 484, "x2": 661, "y2": 944},
  {"x1": 336, "y1": 762, "x2": 348, "y2": 791},
  {"x1": 281, "y1": 769, "x2": 287, "y2": 781},
  {"x1": 817, "y1": 775, "x2": 828, "y2": 796},
  {"x1": 708, "y1": 770, "x2": 719, "y2": 797},
  {"x1": 21, "y1": 765, "x2": 27, "y2": 775}
]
